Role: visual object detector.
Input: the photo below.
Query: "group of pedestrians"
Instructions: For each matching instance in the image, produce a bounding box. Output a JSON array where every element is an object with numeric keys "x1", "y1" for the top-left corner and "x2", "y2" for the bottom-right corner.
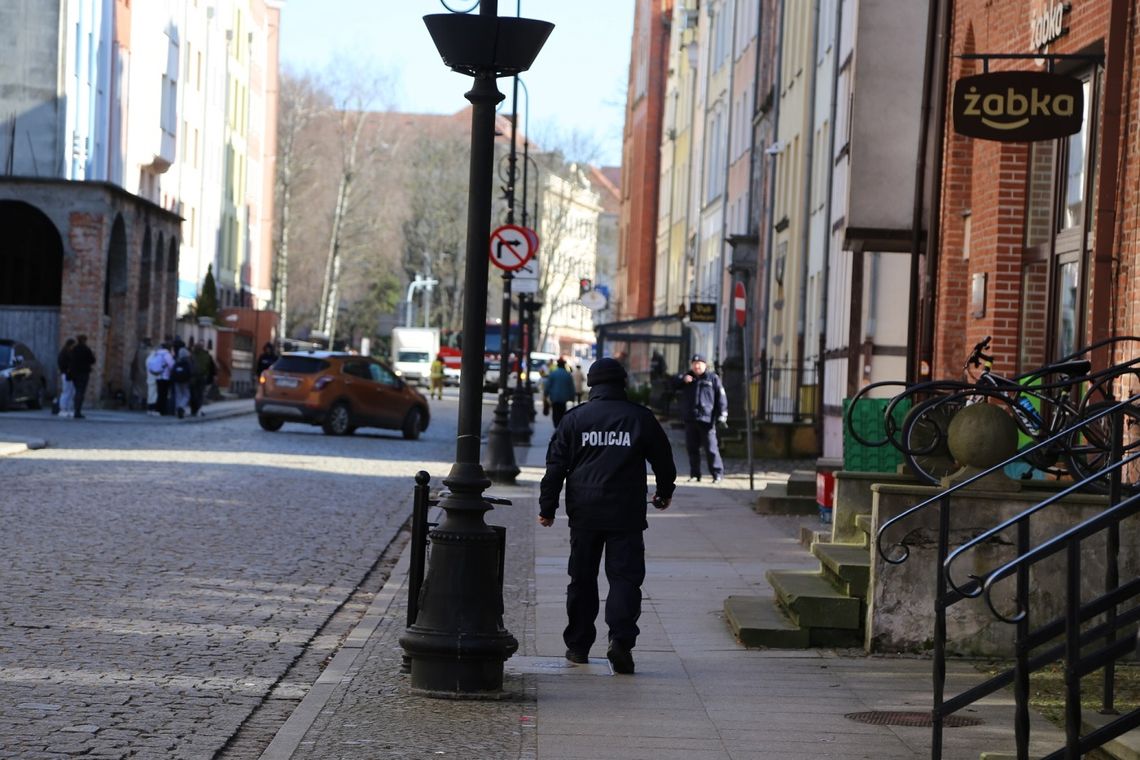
[
  {"x1": 144, "y1": 336, "x2": 216, "y2": 418},
  {"x1": 52, "y1": 335, "x2": 96, "y2": 418}
]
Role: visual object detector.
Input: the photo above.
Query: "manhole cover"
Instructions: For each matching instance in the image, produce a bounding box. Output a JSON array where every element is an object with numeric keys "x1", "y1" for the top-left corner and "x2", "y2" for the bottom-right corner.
[{"x1": 844, "y1": 710, "x2": 983, "y2": 728}]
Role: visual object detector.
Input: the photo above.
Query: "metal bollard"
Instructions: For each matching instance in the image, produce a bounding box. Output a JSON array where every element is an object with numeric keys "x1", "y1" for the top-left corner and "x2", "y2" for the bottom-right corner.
[{"x1": 402, "y1": 471, "x2": 437, "y2": 674}]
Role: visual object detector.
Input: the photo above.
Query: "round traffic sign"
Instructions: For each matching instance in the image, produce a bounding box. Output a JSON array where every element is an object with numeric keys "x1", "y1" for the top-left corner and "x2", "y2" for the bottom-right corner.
[
  {"x1": 489, "y1": 224, "x2": 537, "y2": 272},
  {"x1": 734, "y1": 281, "x2": 747, "y2": 327}
]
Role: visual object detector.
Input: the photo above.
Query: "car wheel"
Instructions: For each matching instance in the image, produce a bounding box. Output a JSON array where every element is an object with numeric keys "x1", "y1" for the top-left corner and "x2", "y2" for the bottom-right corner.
[
  {"x1": 27, "y1": 382, "x2": 45, "y2": 410},
  {"x1": 258, "y1": 415, "x2": 284, "y2": 432},
  {"x1": 402, "y1": 407, "x2": 423, "y2": 440},
  {"x1": 323, "y1": 402, "x2": 352, "y2": 436}
]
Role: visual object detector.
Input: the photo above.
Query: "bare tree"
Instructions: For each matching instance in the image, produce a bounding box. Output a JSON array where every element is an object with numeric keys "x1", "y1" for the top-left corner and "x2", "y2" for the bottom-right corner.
[
  {"x1": 401, "y1": 134, "x2": 471, "y2": 332},
  {"x1": 274, "y1": 71, "x2": 328, "y2": 342},
  {"x1": 316, "y1": 60, "x2": 397, "y2": 347}
]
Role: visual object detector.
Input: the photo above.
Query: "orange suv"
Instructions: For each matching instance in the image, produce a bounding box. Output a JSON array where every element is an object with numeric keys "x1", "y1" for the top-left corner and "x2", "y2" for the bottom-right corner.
[{"x1": 255, "y1": 351, "x2": 430, "y2": 439}]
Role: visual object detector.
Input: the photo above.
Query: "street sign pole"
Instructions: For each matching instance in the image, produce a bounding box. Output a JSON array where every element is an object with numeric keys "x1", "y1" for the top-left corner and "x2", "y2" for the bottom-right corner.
[{"x1": 739, "y1": 278, "x2": 755, "y2": 490}]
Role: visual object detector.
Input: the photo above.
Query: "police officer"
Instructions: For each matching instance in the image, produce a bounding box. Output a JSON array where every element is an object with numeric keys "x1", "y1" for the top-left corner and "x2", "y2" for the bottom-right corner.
[
  {"x1": 676, "y1": 353, "x2": 728, "y2": 482},
  {"x1": 538, "y1": 357, "x2": 676, "y2": 674}
]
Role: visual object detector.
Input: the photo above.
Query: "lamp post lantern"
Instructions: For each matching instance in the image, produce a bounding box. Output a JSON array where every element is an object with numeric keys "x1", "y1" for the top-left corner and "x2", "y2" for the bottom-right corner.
[{"x1": 399, "y1": 2, "x2": 552, "y2": 697}]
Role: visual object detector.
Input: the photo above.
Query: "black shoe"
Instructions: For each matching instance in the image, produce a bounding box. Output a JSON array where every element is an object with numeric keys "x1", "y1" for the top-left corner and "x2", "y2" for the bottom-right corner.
[
  {"x1": 73, "y1": 413, "x2": 85, "y2": 419},
  {"x1": 712, "y1": 474, "x2": 724, "y2": 483},
  {"x1": 607, "y1": 645, "x2": 635, "y2": 674},
  {"x1": 688, "y1": 475, "x2": 701, "y2": 482},
  {"x1": 565, "y1": 649, "x2": 588, "y2": 664}
]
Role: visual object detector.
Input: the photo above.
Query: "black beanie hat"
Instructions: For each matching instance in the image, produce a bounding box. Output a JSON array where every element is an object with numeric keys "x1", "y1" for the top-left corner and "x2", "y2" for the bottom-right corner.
[{"x1": 587, "y1": 357, "x2": 627, "y2": 387}]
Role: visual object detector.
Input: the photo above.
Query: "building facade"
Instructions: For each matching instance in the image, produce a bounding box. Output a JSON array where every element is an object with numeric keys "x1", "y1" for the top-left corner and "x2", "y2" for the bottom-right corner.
[{"x1": 0, "y1": 0, "x2": 281, "y2": 406}]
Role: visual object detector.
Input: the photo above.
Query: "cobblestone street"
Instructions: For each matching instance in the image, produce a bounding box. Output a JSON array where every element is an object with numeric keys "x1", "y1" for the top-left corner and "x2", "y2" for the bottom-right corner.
[{"x1": 0, "y1": 399, "x2": 461, "y2": 759}]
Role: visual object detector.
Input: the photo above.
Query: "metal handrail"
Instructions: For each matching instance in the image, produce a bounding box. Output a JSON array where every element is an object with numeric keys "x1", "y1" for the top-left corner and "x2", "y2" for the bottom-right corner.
[
  {"x1": 875, "y1": 393, "x2": 1139, "y2": 566},
  {"x1": 888, "y1": 392, "x2": 1138, "y2": 760}
]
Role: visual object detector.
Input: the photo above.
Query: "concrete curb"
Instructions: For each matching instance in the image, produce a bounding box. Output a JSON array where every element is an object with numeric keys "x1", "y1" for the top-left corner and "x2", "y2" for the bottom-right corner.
[
  {"x1": 0, "y1": 437, "x2": 47, "y2": 457},
  {"x1": 258, "y1": 533, "x2": 415, "y2": 760}
]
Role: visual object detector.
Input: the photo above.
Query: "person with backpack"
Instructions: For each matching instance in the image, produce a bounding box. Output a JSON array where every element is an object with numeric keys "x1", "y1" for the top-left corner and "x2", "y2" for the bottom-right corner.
[
  {"x1": 171, "y1": 347, "x2": 194, "y2": 418},
  {"x1": 145, "y1": 341, "x2": 175, "y2": 416}
]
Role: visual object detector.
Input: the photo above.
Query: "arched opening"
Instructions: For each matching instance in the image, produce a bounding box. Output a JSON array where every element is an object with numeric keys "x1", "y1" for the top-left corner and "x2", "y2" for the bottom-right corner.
[
  {"x1": 137, "y1": 226, "x2": 152, "y2": 341},
  {"x1": 0, "y1": 201, "x2": 64, "y2": 306},
  {"x1": 103, "y1": 214, "x2": 130, "y2": 402}
]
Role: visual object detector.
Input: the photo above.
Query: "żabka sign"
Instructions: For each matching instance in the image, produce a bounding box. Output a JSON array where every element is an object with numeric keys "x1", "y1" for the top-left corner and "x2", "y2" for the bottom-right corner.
[{"x1": 952, "y1": 71, "x2": 1083, "y2": 142}]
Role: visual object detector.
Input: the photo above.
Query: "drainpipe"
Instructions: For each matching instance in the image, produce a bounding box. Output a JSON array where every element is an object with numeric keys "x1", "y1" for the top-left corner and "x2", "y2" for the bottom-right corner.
[
  {"x1": 819, "y1": 0, "x2": 843, "y2": 431},
  {"x1": 907, "y1": 0, "x2": 944, "y2": 383},
  {"x1": 759, "y1": 0, "x2": 785, "y2": 395},
  {"x1": 715, "y1": 0, "x2": 738, "y2": 367},
  {"x1": 796, "y1": 0, "x2": 820, "y2": 398}
]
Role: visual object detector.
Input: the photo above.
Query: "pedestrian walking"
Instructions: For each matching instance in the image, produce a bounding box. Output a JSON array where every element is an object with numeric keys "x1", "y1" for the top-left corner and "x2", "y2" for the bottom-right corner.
[
  {"x1": 538, "y1": 357, "x2": 676, "y2": 674},
  {"x1": 171, "y1": 347, "x2": 193, "y2": 418},
  {"x1": 145, "y1": 341, "x2": 174, "y2": 416},
  {"x1": 675, "y1": 354, "x2": 728, "y2": 483},
  {"x1": 256, "y1": 342, "x2": 278, "y2": 378},
  {"x1": 429, "y1": 353, "x2": 446, "y2": 400},
  {"x1": 55, "y1": 338, "x2": 76, "y2": 417},
  {"x1": 572, "y1": 363, "x2": 586, "y2": 405},
  {"x1": 68, "y1": 334, "x2": 96, "y2": 419},
  {"x1": 189, "y1": 342, "x2": 215, "y2": 416},
  {"x1": 542, "y1": 358, "x2": 576, "y2": 426}
]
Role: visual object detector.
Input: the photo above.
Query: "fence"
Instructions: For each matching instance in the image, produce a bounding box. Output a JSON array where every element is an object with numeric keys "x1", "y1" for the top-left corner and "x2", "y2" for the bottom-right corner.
[{"x1": 756, "y1": 357, "x2": 821, "y2": 423}]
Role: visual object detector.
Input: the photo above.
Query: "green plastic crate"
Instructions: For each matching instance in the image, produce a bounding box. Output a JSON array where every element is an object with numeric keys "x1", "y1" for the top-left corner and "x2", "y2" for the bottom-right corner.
[{"x1": 842, "y1": 397, "x2": 912, "y2": 473}]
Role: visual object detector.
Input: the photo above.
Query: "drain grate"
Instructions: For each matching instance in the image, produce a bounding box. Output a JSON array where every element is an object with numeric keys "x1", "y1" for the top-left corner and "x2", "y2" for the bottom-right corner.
[{"x1": 844, "y1": 710, "x2": 983, "y2": 728}]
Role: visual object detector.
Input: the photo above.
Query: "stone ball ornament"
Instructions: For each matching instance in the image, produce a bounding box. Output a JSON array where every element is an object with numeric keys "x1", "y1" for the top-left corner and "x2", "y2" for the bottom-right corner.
[{"x1": 947, "y1": 402, "x2": 1019, "y2": 471}]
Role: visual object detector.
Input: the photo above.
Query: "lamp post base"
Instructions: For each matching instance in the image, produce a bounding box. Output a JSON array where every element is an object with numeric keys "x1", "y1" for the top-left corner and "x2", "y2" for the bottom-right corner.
[
  {"x1": 484, "y1": 391, "x2": 520, "y2": 483},
  {"x1": 509, "y1": 385, "x2": 533, "y2": 446}
]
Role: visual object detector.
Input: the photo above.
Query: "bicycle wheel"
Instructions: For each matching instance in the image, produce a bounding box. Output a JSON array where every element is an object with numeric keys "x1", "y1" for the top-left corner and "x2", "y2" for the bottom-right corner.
[
  {"x1": 1067, "y1": 400, "x2": 1140, "y2": 493},
  {"x1": 902, "y1": 395, "x2": 967, "y2": 485}
]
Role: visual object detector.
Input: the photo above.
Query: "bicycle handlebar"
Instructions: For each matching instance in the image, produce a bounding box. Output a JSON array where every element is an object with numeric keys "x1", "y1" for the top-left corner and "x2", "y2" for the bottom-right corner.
[{"x1": 965, "y1": 335, "x2": 993, "y2": 368}]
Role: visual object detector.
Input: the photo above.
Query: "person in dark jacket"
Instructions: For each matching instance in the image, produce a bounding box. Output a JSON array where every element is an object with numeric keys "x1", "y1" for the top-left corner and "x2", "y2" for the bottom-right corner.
[
  {"x1": 68, "y1": 334, "x2": 97, "y2": 419},
  {"x1": 539, "y1": 357, "x2": 677, "y2": 674},
  {"x1": 675, "y1": 353, "x2": 728, "y2": 482}
]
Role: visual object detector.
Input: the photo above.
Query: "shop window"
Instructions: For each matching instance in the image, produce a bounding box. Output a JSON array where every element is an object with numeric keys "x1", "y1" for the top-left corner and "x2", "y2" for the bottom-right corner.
[{"x1": 1018, "y1": 66, "x2": 1101, "y2": 366}]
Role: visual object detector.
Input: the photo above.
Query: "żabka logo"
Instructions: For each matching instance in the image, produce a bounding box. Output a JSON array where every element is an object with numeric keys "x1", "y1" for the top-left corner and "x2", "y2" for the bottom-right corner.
[
  {"x1": 1029, "y1": 0, "x2": 1070, "y2": 52},
  {"x1": 953, "y1": 71, "x2": 1083, "y2": 142}
]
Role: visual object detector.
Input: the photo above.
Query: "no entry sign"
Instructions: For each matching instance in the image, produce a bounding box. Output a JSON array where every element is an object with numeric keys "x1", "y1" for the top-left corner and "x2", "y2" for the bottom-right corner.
[{"x1": 734, "y1": 281, "x2": 747, "y2": 327}]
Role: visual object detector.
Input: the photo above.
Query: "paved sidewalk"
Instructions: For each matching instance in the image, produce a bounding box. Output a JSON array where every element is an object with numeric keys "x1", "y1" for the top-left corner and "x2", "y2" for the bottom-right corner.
[{"x1": 261, "y1": 410, "x2": 1064, "y2": 759}]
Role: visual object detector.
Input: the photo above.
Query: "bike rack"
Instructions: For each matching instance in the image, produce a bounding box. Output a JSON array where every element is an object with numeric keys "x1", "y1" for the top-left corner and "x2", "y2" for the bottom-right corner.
[{"x1": 875, "y1": 393, "x2": 1140, "y2": 760}]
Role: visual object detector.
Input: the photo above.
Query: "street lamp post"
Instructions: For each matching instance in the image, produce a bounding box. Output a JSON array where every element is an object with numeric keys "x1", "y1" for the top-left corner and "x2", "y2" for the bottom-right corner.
[{"x1": 400, "y1": 2, "x2": 552, "y2": 697}]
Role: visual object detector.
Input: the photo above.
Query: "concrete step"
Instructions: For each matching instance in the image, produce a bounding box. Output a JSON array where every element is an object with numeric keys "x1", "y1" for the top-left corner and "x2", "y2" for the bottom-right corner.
[
  {"x1": 854, "y1": 513, "x2": 873, "y2": 548},
  {"x1": 798, "y1": 525, "x2": 829, "y2": 549},
  {"x1": 766, "y1": 569, "x2": 863, "y2": 630},
  {"x1": 1082, "y1": 710, "x2": 1140, "y2": 760},
  {"x1": 812, "y1": 542, "x2": 871, "y2": 599},
  {"x1": 787, "y1": 469, "x2": 817, "y2": 497},
  {"x1": 753, "y1": 482, "x2": 818, "y2": 516},
  {"x1": 723, "y1": 595, "x2": 811, "y2": 648}
]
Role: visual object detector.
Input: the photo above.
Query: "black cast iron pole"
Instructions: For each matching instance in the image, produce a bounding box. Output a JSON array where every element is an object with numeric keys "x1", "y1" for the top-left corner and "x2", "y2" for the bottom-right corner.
[
  {"x1": 402, "y1": 0, "x2": 553, "y2": 696},
  {"x1": 485, "y1": 69, "x2": 521, "y2": 478}
]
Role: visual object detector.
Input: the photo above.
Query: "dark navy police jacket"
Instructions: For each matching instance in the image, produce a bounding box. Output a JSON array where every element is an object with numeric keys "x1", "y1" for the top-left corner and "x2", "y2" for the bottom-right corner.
[
  {"x1": 539, "y1": 383, "x2": 677, "y2": 531},
  {"x1": 676, "y1": 370, "x2": 727, "y2": 424}
]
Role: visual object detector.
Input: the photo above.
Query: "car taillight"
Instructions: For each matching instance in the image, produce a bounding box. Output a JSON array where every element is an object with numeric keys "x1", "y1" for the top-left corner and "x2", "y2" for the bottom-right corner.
[{"x1": 314, "y1": 375, "x2": 334, "y2": 390}]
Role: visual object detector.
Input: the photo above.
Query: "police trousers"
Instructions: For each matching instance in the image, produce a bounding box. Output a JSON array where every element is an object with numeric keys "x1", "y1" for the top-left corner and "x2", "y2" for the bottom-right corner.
[
  {"x1": 564, "y1": 527, "x2": 645, "y2": 654},
  {"x1": 684, "y1": 420, "x2": 724, "y2": 477}
]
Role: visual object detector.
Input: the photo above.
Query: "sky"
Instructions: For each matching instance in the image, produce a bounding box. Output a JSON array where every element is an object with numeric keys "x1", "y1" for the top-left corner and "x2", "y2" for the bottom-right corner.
[{"x1": 277, "y1": 1, "x2": 635, "y2": 167}]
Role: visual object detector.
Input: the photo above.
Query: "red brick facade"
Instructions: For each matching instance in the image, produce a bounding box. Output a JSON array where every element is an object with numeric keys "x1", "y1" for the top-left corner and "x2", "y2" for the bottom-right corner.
[
  {"x1": 933, "y1": 0, "x2": 1137, "y2": 387},
  {"x1": 617, "y1": 0, "x2": 673, "y2": 320}
]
